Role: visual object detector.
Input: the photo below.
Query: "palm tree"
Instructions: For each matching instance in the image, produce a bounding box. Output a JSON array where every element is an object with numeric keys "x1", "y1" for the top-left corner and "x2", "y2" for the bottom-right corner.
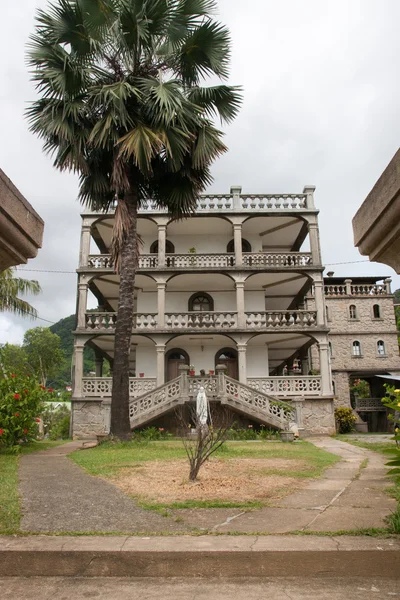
[
  {"x1": 27, "y1": 0, "x2": 242, "y2": 439},
  {"x1": 0, "y1": 268, "x2": 41, "y2": 318}
]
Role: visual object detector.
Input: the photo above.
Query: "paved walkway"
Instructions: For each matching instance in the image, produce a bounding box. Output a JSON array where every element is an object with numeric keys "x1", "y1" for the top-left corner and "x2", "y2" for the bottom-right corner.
[{"x1": 18, "y1": 438, "x2": 396, "y2": 534}]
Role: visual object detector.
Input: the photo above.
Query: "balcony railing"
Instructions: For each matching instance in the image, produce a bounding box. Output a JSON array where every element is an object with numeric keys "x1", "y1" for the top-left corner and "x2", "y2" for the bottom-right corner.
[
  {"x1": 86, "y1": 251, "x2": 313, "y2": 271},
  {"x1": 247, "y1": 376, "x2": 321, "y2": 396},
  {"x1": 82, "y1": 377, "x2": 157, "y2": 398},
  {"x1": 324, "y1": 283, "x2": 389, "y2": 296},
  {"x1": 83, "y1": 310, "x2": 318, "y2": 331},
  {"x1": 355, "y1": 397, "x2": 387, "y2": 412}
]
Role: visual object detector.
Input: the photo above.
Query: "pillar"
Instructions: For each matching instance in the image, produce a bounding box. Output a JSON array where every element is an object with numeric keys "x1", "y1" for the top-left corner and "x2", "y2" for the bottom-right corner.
[
  {"x1": 384, "y1": 278, "x2": 392, "y2": 294},
  {"x1": 230, "y1": 185, "x2": 242, "y2": 210},
  {"x1": 236, "y1": 281, "x2": 245, "y2": 327},
  {"x1": 79, "y1": 223, "x2": 91, "y2": 267},
  {"x1": 77, "y1": 277, "x2": 88, "y2": 328},
  {"x1": 303, "y1": 185, "x2": 316, "y2": 209},
  {"x1": 264, "y1": 344, "x2": 269, "y2": 376},
  {"x1": 156, "y1": 345, "x2": 166, "y2": 386},
  {"x1": 313, "y1": 278, "x2": 326, "y2": 327},
  {"x1": 301, "y1": 355, "x2": 309, "y2": 375},
  {"x1": 72, "y1": 341, "x2": 85, "y2": 398},
  {"x1": 157, "y1": 282, "x2": 166, "y2": 327},
  {"x1": 178, "y1": 363, "x2": 190, "y2": 401},
  {"x1": 308, "y1": 221, "x2": 322, "y2": 265},
  {"x1": 319, "y1": 340, "x2": 333, "y2": 396},
  {"x1": 158, "y1": 224, "x2": 166, "y2": 267},
  {"x1": 237, "y1": 343, "x2": 247, "y2": 384},
  {"x1": 94, "y1": 354, "x2": 103, "y2": 377},
  {"x1": 344, "y1": 278, "x2": 352, "y2": 295},
  {"x1": 233, "y1": 223, "x2": 243, "y2": 266}
]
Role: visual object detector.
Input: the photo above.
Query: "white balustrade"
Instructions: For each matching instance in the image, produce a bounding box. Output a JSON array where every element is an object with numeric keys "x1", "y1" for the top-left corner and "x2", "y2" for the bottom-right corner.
[
  {"x1": 245, "y1": 310, "x2": 317, "y2": 329},
  {"x1": 240, "y1": 194, "x2": 307, "y2": 210},
  {"x1": 243, "y1": 253, "x2": 312, "y2": 267},
  {"x1": 351, "y1": 284, "x2": 387, "y2": 296},
  {"x1": 165, "y1": 312, "x2": 237, "y2": 329},
  {"x1": 82, "y1": 377, "x2": 157, "y2": 398},
  {"x1": 88, "y1": 255, "x2": 114, "y2": 269},
  {"x1": 165, "y1": 253, "x2": 235, "y2": 268},
  {"x1": 85, "y1": 312, "x2": 117, "y2": 330},
  {"x1": 247, "y1": 376, "x2": 322, "y2": 396},
  {"x1": 188, "y1": 376, "x2": 218, "y2": 397},
  {"x1": 129, "y1": 377, "x2": 182, "y2": 423}
]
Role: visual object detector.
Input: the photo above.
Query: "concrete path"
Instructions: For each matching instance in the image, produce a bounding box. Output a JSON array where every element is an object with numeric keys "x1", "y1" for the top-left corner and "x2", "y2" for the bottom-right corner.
[
  {"x1": 18, "y1": 437, "x2": 396, "y2": 534},
  {"x1": 2, "y1": 577, "x2": 400, "y2": 599},
  {"x1": 171, "y1": 437, "x2": 397, "y2": 533},
  {"x1": 18, "y1": 442, "x2": 186, "y2": 533}
]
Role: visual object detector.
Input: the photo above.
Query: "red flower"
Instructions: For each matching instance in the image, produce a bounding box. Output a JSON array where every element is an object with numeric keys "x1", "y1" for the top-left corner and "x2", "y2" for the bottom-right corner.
[
  {"x1": 11, "y1": 374, "x2": 16, "y2": 378},
  {"x1": 0, "y1": 429, "x2": 4, "y2": 436},
  {"x1": 24, "y1": 390, "x2": 29, "y2": 394},
  {"x1": 14, "y1": 413, "x2": 20, "y2": 417},
  {"x1": 14, "y1": 394, "x2": 20, "y2": 400},
  {"x1": 47, "y1": 388, "x2": 54, "y2": 393},
  {"x1": 35, "y1": 418, "x2": 41, "y2": 423},
  {"x1": 23, "y1": 429, "x2": 28, "y2": 435},
  {"x1": 39, "y1": 385, "x2": 46, "y2": 390}
]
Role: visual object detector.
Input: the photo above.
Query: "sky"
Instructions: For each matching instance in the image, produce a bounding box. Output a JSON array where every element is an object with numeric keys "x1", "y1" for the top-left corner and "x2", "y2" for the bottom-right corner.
[{"x1": 1, "y1": 0, "x2": 399, "y2": 344}]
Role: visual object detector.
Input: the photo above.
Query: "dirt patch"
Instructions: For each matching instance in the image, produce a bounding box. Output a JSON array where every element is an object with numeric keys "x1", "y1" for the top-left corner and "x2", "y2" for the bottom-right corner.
[{"x1": 108, "y1": 457, "x2": 309, "y2": 504}]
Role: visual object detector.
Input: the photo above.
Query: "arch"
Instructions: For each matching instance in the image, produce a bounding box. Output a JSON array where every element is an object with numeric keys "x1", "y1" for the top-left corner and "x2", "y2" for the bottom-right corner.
[
  {"x1": 226, "y1": 238, "x2": 252, "y2": 253},
  {"x1": 215, "y1": 347, "x2": 238, "y2": 380},
  {"x1": 373, "y1": 304, "x2": 381, "y2": 319},
  {"x1": 349, "y1": 304, "x2": 357, "y2": 319},
  {"x1": 352, "y1": 340, "x2": 361, "y2": 356},
  {"x1": 377, "y1": 340, "x2": 386, "y2": 356},
  {"x1": 165, "y1": 347, "x2": 190, "y2": 381},
  {"x1": 188, "y1": 291, "x2": 214, "y2": 312},
  {"x1": 150, "y1": 239, "x2": 175, "y2": 254}
]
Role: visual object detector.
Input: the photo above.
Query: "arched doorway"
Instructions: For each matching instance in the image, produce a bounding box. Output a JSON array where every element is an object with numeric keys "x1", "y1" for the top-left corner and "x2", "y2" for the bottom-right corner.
[
  {"x1": 215, "y1": 348, "x2": 238, "y2": 380},
  {"x1": 166, "y1": 348, "x2": 190, "y2": 381}
]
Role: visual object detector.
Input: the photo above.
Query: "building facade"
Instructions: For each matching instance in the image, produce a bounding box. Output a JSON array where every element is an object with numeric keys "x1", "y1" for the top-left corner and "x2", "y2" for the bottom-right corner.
[
  {"x1": 71, "y1": 186, "x2": 336, "y2": 438},
  {"x1": 306, "y1": 276, "x2": 400, "y2": 427}
]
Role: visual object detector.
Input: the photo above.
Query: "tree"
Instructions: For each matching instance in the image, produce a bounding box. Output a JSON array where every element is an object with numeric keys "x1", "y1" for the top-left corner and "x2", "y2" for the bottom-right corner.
[
  {"x1": 0, "y1": 268, "x2": 41, "y2": 318},
  {"x1": 23, "y1": 327, "x2": 64, "y2": 386},
  {"x1": 0, "y1": 343, "x2": 28, "y2": 377},
  {"x1": 27, "y1": 0, "x2": 241, "y2": 439}
]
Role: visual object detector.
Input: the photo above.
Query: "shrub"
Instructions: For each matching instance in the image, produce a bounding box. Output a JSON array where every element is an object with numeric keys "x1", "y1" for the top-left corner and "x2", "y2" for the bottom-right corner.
[
  {"x1": 350, "y1": 378, "x2": 370, "y2": 399},
  {"x1": 41, "y1": 404, "x2": 70, "y2": 440},
  {"x1": 0, "y1": 372, "x2": 52, "y2": 447},
  {"x1": 335, "y1": 407, "x2": 357, "y2": 434},
  {"x1": 134, "y1": 426, "x2": 172, "y2": 441}
]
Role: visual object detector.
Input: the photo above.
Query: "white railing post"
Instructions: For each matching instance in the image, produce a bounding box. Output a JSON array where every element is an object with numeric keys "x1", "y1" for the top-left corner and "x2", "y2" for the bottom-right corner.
[
  {"x1": 72, "y1": 340, "x2": 85, "y2": 398},
  {"x1": 77, "y1": 275, "x2": 88, "y2": 328},
  {"x1": 216, "y1": 364, "x2": 226, "y2": 398},
  {"x1": 79, "y1": 223, "x2": 91, "y2": 268},
  {"x1": 158, "y1": 224, "x2": 166, "y2": 267},
  {"x1": 303, "y1": 185, "x2": 316, "y2": 209},
  {"x1": 236, "y1": 281, "x2": 245, "y2": 327},
  {"x1": 233, "y1": 223, "x2": 243, "y2": 266},
  {"x1": 319, "y1": 340, "x2": 333, "y2": 396},
  {"x1": 230, "y1": 185, "x2": 242, "y2": 210},
  {"x1": 156, "y1": 345, "x2": 166, "y2": 386},
  {"x1": 344, "y1": 278, "x2": 352, "y2": 295},
  {"x1": 157, "y1": 282, "x2": 166, "y2": 327},
  {"x1": 384, "y1": 278, "x2": 392, "y2": 294}
]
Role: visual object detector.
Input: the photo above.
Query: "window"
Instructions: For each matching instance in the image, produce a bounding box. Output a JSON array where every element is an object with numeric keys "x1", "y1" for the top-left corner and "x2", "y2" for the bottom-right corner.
[
  {"x1": 329, "y1": 342, "x2": 333, "y2": 357},
  {"x1": 189, "y1": 292, "x2": 214, "y2": 312},
  {"x1": 373, "y1": 304, "x2": 381, "y2": 319},
  {"x1": 150, "y1": 240, "x2": 175, "y2": 253},
  {"x1": 349, "y1": 304, "x2": 357, "y2": 319},
  {"x1": 227, "y1": 238, "x2": 252, "y2": 253},
  {"x1": 377, "y1": 340, "x2": 386, "y2": 356},
  {"x1": 325, "y1": 306, "x2": 330, "y2": 322},
  {"x1": 352, "y1": 341, "x2": 361, "y2": 356}
]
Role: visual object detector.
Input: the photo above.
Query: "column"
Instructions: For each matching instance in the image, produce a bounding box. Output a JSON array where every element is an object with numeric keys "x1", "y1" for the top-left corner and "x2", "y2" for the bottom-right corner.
[
  {"x1": 94, "y1": 354, "x2": 103, "y2": 377},
  {"x1": 77, "y1": 277, "x2": 88, "y2": 328},
  {"x1": 344, "y1": 278, "x2": 352, "y2": 295},
  {"x1": 157, "y1": 282, "x2": 166, "y2": 327},
  {"x1": 178, "y1": 363, "x2": 190, "y2": 402},
  {"x1": 79, "y1": 224, "x2": 91, "y2": 267},
  {"x1": 72, "y1": 341, "x2": 84, "y2": 398},
  {"x1": 313, "y1": 278, "x2": 326, "y2": 327},
  {"x1": 303, "y1": 185, "x2": 316, "y2": 209},
  {"x1": 319, "y1": 340, "x2": 333, "y2": 396},
  {"x1": 236, "y1": 281, "x2": 245, "y2": 327},
  {"x1": 308, "y1": 221, "x2": 322, "y2": 265},
  {"x1": 384, "y1": 278, "x2": 392, "y2": 294},
  {"x1": 233, "y1": 223, "x2": 243, "y2": 266},
  {"x1": 237, "y1": 343, "x2": 247, "y2": 384},
  {"x1": 230, "y1": 185, "x2": 242, "y2": 210},
  {"x1": 301, "y1": 355, "x2": 309, "y2": 375},
  {"x1": 156, "y1": 345, "x2": 165, "y2": 386},
  {"x1": 158, "y1": 224, "x2": 166, "y2": 267},
  {"x1": 264, "y1": 344, "x2": 269, "y2": 376}
]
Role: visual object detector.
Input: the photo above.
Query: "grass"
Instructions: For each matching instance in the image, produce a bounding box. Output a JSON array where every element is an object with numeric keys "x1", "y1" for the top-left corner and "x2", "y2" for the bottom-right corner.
[
  {"x1": 0, "y1": 440, "x2": 66, "y2": 534},
  {"x1": 70, "y1": 439, "x2": 340, "y2": 510},
  {"x1": 339, "y1": 435, "x2": 400, "y2": 533}
]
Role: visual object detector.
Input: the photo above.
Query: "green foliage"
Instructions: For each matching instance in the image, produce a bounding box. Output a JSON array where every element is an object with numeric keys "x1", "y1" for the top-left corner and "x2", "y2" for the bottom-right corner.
[
  {"x1": 23, "y1": 327, "x2": 65, "y2": 386},
  {"x1": 134, "y1": 426, "x2": 172, "y2": 442},
  {"x1": 381, "y1": 385, "x2": 400, "y2": 483},
  {"x1": 41, "y1": 404, "x2": 71, "y2": 440},
  {"x1": 0, "y1": 344, "x2": 28, "y2": 377},
  {"x1": 334, "y1": 407, "x2": 357, "y2": 434},
  {"x1": 0, "y1": 372, "x2": 53, "y2": 447},
  {"x1": 0, "y1": 268, "x2": 41, "y2": 318},
  {"x1": 226, "y1": 426, "x2": 280, "y2": 441},
  {"x1": 350, "y1": 378, "x2": 370, "y2": 399}
]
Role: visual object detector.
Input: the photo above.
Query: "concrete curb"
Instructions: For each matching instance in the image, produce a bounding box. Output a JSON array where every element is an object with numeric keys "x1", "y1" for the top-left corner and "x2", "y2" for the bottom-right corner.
[{"x1": 1, "y1": 535, "x2": 400, "y2": 578}]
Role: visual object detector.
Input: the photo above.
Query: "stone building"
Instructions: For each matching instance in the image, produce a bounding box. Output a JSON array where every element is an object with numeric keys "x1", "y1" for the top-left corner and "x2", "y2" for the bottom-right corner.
[
  {"x1": 306, "y1": 276, "x2": 400, "y2": 428},
  {"x1": 71, "y1": 185, "x2": 336, "y2": 438}
]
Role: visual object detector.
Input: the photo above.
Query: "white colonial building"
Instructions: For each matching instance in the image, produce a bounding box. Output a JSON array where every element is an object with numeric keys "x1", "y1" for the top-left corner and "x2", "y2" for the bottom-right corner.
[{"x1": 71, "y1": 186, "x2": 336, "y2": 437}]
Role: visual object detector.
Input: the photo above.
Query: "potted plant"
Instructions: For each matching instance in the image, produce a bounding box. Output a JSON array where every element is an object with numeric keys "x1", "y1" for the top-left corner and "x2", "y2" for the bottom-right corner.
[
  {"x1": 209, "y1": 369, "x2": 214, "y2": 376},
  {"x1": 279, "y1": 415, "x2": 295, "y2": 442},
  {"x1": 188, "y1": 247, "x2": 196, "y2": 265},
  {"x1": 139, "y1": 373, "x2": 144, "y2": 378},
  {"x1": 200, "y1": 369, "x2": 206, "y2": 376},
  {"x1": 189, "y1": 365, "x2": 195, "y2": 376}
]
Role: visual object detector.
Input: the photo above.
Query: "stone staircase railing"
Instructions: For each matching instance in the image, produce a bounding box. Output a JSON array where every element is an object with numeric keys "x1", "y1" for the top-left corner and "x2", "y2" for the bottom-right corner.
[
  {"x1": 129, "y1": 376, "x2": 183, "y2": 429},
  {"x1": 220, "y1": 376, "x2": 296, "y2": 430}
]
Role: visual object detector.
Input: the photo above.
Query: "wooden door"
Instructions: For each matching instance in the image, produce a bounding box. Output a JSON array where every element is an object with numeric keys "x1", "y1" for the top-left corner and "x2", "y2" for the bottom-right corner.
[
  {"x1": 216, "y1": 357, "x2": 238, "y2": 380},
  {"x1": 167, "y1": 359, "x2": 186, "y2": 381}
]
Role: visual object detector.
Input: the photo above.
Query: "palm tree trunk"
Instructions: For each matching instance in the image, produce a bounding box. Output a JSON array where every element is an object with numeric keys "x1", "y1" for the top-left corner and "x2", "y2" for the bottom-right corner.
[{"x1": 110, "y1": 191, "x2": 138, "y2": 439}]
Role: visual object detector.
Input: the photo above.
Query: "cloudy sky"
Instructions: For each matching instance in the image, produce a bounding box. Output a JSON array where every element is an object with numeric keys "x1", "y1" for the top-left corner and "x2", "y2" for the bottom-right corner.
[{"x1": 1, "y1": 0, "x2": 399, "y2": 344}]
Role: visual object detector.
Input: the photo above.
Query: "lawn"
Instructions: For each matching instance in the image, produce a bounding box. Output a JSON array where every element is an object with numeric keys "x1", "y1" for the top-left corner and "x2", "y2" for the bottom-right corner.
[
  {"x1": 0, "y1": 441, "x2": 65, "y2": 533},
  {"x1": 71, "y1": 440, "x2": 340, "y2": 510}
]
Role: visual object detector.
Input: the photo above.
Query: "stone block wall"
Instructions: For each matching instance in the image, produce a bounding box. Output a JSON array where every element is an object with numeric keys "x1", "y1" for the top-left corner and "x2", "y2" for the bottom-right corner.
[
  {"x1": 71, "y1": 399, "x2": 110, "y2": 438},
  {"x1": 301, "y1": 398, "x2": 336, "y2": 435}
]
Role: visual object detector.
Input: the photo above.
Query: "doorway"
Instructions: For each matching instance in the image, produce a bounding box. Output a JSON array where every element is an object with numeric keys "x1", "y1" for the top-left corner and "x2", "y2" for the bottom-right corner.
[
  {"x1": 215, "y1": 348, "x2": 238, "y2": 380},
  {"x1": 166, "y1": 348, "x2": 190, "y2": 381}
]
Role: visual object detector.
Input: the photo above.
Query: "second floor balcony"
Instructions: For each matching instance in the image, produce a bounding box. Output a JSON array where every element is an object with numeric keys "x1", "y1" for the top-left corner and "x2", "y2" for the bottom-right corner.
[{"x1": 85, "y1": 251, "x2": 314, "y2": 272}]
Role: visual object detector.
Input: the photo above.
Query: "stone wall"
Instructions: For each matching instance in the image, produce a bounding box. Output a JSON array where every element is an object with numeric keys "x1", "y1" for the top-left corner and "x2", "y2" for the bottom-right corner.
[
  {"x1": 332, "y1": 372, "x2": 351, "y2": 408},
  {"x1": 301, "y1": 398, "x2": 336, "y2": 435},
  {"x1": 71, "y1": 399, "x2": 110, "y2": 438}
]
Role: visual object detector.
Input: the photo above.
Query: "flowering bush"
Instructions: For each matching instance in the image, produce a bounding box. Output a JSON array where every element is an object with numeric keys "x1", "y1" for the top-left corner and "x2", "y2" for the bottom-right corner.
[
  {"x1": 334, "y1": 407, "x2": 357, "y2": 434},
  {"x1": 350, "y1": 378, "x2": 370, "y2": 399},
  {"x1": 0, "y1": 372, "x2": 53, "y2": 447}
]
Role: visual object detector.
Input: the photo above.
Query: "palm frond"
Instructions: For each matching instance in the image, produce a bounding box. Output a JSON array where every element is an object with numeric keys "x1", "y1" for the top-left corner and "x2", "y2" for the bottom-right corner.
[
  {"x1": 0, "y1": 269, "x2": 41, "y2": 319},
  {"x1": 188, "y1": 85, "x2": 243, "y2": 124}
]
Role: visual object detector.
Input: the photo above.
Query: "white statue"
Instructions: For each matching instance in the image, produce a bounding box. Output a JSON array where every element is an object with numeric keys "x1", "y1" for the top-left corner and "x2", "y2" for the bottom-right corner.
[{"x1": 196, "y1": 386, "x2": 208, "y2": 427}]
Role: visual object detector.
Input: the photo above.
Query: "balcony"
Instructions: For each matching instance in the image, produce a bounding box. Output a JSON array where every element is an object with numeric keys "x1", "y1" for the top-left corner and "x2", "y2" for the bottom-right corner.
[
  {"x1": 83, "y1": 309, "x2": 318, "y2": 332},
  {"x1": 86, "y1": 251, "x2": 313, "y2": 271}
]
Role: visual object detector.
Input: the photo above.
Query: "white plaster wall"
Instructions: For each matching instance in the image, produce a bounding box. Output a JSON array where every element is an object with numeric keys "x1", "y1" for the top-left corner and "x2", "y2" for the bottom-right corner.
[
  {"x1": 139, "y1": 233, "x2": 262, "y2": 255},
  {"x1": 137, "y1": 291, "x2": 157, "y2": 312},
  {"x1": 247, "y1": 346, "x2": 269, "y2": 377},
  {"x1": 135, "y1": 346, "x2": 157, "y2": 377},
  {"x1": 165, "y1": 291, "x2": 237, "y2": 313},
  {"x1": 245, "y1": 291, "x2": 266, "y2": 311}
]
